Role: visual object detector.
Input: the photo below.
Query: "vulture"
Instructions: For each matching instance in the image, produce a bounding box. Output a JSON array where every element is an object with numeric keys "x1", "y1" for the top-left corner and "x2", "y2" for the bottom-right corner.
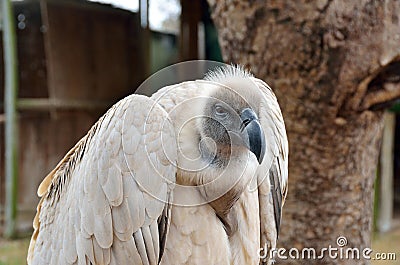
[{"x1": 27, "y1": 65, "x2": 288, "y2": 265}]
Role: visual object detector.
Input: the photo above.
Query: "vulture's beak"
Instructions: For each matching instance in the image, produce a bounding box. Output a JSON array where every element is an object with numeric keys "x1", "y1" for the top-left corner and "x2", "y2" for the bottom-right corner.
[{"x1": 240, "y1": 108, "x2": 266, "y2": 164}]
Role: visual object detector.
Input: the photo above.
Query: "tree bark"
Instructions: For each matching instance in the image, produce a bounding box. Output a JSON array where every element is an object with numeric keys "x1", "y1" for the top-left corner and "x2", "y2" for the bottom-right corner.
[{"x1": 208, "y1": 1, "x2": 400, "y2": 264}]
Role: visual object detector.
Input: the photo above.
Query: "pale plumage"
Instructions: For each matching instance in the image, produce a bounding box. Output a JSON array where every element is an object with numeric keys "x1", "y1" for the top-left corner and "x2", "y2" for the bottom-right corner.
[{"x1": 28, "y1": 66, "x2": 288, "y2": 265}]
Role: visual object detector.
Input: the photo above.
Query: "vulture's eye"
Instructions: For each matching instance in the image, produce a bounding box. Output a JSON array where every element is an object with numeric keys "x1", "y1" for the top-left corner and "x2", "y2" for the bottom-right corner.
[{"x1": 214, "y1": 104, "x2": 228, "y2": 119}]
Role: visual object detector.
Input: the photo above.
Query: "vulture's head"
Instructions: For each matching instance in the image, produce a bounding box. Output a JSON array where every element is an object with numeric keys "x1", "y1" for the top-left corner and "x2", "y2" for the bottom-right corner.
[
  {"x1": 167, "y1": 67, "x2": 266, "y2": 211},
  {"x1": 199, "y1": 87, "x2": 266, "y2": 167}
]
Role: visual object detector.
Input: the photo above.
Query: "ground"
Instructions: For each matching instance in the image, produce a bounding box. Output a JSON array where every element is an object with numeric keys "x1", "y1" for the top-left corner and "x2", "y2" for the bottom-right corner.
[
  {"x1": 371, "y1": 218, "x2": 400, "y2": 265},
  {"x1": 0, "y1": 227, "x2": 399, "y2": 265},
  {"x1": 0, "y1": 237, "x2": 29, "y2": 265}
]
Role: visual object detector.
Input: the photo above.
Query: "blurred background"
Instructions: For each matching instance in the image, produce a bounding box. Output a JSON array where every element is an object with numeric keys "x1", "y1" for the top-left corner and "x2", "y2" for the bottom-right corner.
[{"x1": 0, "y1": 0, "x2": 399, "y2": 264}]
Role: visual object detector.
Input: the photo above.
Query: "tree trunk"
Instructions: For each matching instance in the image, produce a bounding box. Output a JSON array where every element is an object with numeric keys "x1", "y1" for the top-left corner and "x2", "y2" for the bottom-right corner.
[{"x1": 208, "y1": 1, "x2": 400, "y2": 264}]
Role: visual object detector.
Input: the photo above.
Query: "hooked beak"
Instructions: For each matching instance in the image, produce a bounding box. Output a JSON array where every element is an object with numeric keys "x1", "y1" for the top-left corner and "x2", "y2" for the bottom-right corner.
[{"x1": 240, "y1": 108, "x2": 266, "y2": 164}]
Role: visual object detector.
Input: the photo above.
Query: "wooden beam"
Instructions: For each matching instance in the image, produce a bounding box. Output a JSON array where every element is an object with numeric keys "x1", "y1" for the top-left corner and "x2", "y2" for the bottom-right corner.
[
  {"x1": 139, "y1": 0, "x2": 150, "y2": 76},
  {"x1": 377, "y1": 111, "x2": 395, "y2": 232},
  {"x1": 17, "y1": 98, "x2": 113, "y2": 111},
  {"x1": 180, "y1": 0, "x2": 202, "y2": 60},
  {"x1": 2, "y1": 0, "x2": 19, "y2": 239}
]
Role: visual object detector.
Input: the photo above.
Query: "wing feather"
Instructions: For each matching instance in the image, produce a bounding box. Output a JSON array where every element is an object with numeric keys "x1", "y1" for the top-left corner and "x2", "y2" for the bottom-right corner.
[
  {"x1": 112, "y1": 198, "x2": 133, "y2": 237},
  {"x1": 269, "y1": 158, "x2": 283, "y2": 236},
  {"x1": 142, "y1": 225, "x2": 158, "y2": 265},
  {"x1": 252, "y1": 78, "x2": 289, "y2": 264},
  {"x1": 150, "y1": 220, "x2": 160, "y2": 260},
  {"x1": 63, "y1": 209, "x2": 78, "y2": 263},
  {"x1": 102, "y1": 164, "x2": 123, "y2": 207},
  {"x1": 28, "y1": 95, "x2": 177, "y2": 265},
  {"x1": 134, "y1": 229, "x2": 151, "y2": 265}
]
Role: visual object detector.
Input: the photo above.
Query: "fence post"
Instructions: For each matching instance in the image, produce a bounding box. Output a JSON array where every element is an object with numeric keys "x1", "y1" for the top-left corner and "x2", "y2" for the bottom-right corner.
[
  {"x1": 2, "y1": 0, "x2": 19, "y2": 238},
  {"x1": 377, "y1": 111, "x2": 395, "y2": 232}
]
